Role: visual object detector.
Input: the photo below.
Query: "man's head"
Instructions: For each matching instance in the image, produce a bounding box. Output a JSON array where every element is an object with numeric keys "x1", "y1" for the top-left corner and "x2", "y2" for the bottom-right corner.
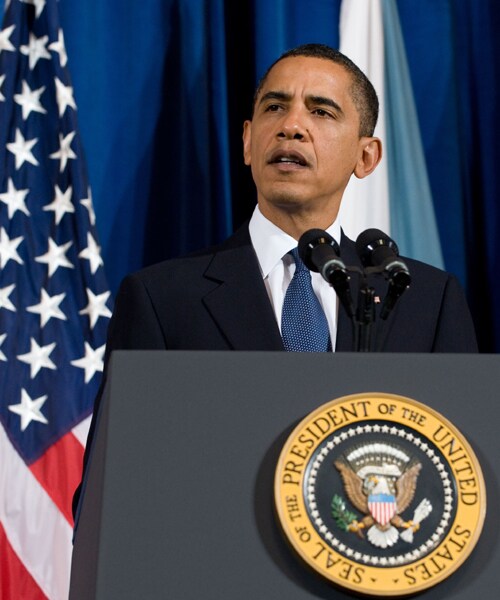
[
  {"x1": 252, "y1": 44, "x2": 379, "y2": 138},
  {"x1": 243, "y1": 43, "x2": 382, "y2": 237}
]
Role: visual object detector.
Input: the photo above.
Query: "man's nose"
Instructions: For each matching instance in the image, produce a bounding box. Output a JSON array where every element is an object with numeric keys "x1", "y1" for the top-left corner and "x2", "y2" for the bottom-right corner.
[{"x1": 277, "y1": 109, "x2": 309, "y2": 140}]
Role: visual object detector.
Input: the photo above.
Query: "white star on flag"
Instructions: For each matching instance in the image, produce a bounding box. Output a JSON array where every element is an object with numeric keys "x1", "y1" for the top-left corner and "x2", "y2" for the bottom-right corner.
[
  {"x1": 20, "y1": 0, "x2": 47, "y2": 19},
  {"x1": 48, "y1": 28, "x2": 67, "y2": 67},
  {"x1": 0, "y1": 179, "x2": 31, "y2": 219},
  {"x1": 17, "y1": 337, "x2": 57, "y2": 378},
  {"x1": 0, "y1": 227, "x2": 24, "y2": 268},
  {"x1": 79, "y1": 232, "x2": 103, "y2": 274},
  {"x1": 6, "y1": 128, "x2": 39, "y2": 170},
  {"x1": 1, "y1": 2, "x2": 114, "y2": 596},
  {"x1": 79, "y1": 288, "x2": 112, "y2": 328},
  {"x1": 14, "y1": 81, "x2": 47, "y2": 120},
  {"x1": 70, "y1": 342, "x2": 105, "y2": 383},
  {"x1": 0, "y1": 284, "x2": 16, "y2": 312},
  {"x1": 19, "y1": 32, "x2": 51, "y2": 70},
  {"x1": 54, "y1": 76, "x2": 76, "y2": 116},
  {"x1": 49, "y1": 131, "x2": 76, "y2": 172},
  {"x1": 35, "y1": 237, "x2": 74, "y2": 277},
  {"x1": 43, "y1": 184, "x2": 74, "y2": 224},
  {"x1": 80, "y1": 188, "x2": 96, "y2": 225},
  {"x1": 26, "y1": 288, "x2": 67, "y2": 327},
  {"x1": 0, "y1": 24, "x2": 16, "y2": 55},
  {"x1": 8, "y1": 388, "x2": 49, "y2": 431},
  {"x1": 0, "y1": 333, "x2": 7, "y2": 361}
]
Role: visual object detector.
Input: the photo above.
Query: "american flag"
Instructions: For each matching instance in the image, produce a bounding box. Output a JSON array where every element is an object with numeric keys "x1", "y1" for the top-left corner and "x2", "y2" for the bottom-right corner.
[{"x1": 0, "y1": 1, "x2": 112, "y2": 598}]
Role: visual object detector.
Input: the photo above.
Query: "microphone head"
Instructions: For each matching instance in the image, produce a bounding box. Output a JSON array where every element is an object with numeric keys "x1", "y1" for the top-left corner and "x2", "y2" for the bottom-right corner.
[
  {"x1": 298, "y1": 229, "x2": 340, "y2": 272},
  {"x1": 355, "y1": 228, "x2": 400, "y2": 268}
]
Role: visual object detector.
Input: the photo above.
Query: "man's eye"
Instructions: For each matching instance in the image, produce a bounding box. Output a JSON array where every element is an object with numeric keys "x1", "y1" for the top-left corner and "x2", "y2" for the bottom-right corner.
[
  {"x1": 313, "y1": 108, "x2": 333, "y2": 118},
  {"x1": 265, "y1": 104, "x2": 282, "y2": 112}
]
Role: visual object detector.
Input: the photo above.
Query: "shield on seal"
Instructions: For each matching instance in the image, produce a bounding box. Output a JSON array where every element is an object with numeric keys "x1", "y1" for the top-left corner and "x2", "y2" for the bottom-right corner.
[{"x1": 368, "y1": 493, "x2": 397, "y2": 526}]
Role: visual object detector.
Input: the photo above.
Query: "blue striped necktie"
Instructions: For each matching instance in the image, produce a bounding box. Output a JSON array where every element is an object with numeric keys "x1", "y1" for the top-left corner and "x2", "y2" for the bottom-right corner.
[{"x1": 281, "y1": 247, "x2": 332, "y2": 352}]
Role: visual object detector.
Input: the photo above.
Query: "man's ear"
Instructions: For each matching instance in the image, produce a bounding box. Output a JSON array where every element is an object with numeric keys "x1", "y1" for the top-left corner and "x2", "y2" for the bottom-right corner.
[
  {"x1": 353, "y1": 137, "x2": 382, "y2": 179},
  {"x1": 242, "y1": 120, "x2": 252, "y2": 166}
]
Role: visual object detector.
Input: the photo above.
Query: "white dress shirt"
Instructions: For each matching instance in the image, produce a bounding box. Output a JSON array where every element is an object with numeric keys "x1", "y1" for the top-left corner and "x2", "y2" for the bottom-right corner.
[{"x1": 248, "y1": 205, "x2": 340, "y2": 350}]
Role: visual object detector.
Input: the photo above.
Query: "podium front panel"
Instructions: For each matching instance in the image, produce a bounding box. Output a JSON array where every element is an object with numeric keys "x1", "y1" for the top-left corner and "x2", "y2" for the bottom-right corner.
[{"x1": 70, "y1": 352, "x2": 499, "y2": 599}]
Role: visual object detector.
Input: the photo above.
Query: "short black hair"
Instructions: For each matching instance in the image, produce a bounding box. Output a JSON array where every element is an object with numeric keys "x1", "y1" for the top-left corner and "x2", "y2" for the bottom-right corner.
[{"x1": 253, "y1": 43, "x2": 379, "y2": 137}]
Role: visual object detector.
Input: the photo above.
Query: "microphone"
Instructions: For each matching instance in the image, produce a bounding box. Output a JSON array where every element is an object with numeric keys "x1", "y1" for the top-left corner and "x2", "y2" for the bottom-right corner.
[
  {"x1": 355, "y1": 229, "x2": 411, "y2": 320},
  {"x1": 298, "y1": 229, "x2": 355, "y2": 318}
]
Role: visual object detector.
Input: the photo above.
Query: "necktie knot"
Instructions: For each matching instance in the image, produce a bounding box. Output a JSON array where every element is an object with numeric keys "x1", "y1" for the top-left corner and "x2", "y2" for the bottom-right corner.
[
  {"x1": 289, "y1": 247, "x2": 308, "y2": 273},
  {"x1": 281, "y1": 246, "x2": 331, "y2": 352}
]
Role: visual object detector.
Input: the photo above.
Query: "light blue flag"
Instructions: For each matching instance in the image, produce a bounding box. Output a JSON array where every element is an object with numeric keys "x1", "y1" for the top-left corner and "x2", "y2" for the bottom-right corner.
[{"x1": 383, "y1": 0, "x2": 444, "y2": 268}]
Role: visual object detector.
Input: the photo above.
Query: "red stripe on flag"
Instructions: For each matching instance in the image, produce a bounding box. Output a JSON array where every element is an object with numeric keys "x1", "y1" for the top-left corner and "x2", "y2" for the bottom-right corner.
[
  {"x1": 0, "y1": 522, "x2": 47, "y2": 600},
  {"x1": 368, "y1": 500, "x2": 396, "y2": 526},
  {"x1": 29, "y1": 432, "x2": 84, "y2": 527}
]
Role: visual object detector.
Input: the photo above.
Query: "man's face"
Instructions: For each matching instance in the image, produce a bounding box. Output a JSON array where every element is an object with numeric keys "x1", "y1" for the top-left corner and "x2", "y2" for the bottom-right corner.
[{"x1": 243, "y1": 56, "x2": 370, "y2": 224}]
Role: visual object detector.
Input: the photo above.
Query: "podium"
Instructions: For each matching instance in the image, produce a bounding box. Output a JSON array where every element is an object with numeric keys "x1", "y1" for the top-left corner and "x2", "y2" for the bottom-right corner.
[{"x1": 70, "y1": 351, "x2": 499, "y2": 599}]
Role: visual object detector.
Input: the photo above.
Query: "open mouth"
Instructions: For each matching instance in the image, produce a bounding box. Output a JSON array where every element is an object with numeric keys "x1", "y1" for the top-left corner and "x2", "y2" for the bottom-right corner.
[{"x1": 269, "y1": 150, "x2": 308, "y2": 167}]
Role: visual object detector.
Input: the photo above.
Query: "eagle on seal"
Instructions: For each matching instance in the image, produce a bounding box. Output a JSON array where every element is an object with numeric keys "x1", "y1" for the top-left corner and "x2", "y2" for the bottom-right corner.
[{"x1": 334, "y1": 456, "x2": 428, "y2": 548}]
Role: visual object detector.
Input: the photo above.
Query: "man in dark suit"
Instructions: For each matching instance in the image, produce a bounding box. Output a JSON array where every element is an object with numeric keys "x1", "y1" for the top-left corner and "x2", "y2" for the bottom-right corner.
[{"x1": 73, "y1": 44, "x2": 477, "y2": 518}]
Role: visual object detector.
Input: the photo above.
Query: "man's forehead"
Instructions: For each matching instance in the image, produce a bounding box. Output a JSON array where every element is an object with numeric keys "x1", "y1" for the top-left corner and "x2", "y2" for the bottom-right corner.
[{"x1": 258, "y1": 56, "x2": 352, "y2": 100}]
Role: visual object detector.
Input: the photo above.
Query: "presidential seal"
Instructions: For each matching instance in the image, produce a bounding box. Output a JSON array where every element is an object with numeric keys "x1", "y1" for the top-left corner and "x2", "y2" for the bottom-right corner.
[{"x1": 274, "y1": 393, "x2": 486, "y2": 597}]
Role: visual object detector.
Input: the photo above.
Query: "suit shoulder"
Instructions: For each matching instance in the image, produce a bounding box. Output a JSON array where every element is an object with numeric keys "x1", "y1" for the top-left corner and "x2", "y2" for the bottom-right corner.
[
  {"x1": 127, "y1": 251, "x2": 213, "y2": 284},
  {"x1": 122, "y1": 224, "x2": 252, "y2": 289},
  {"x1": 403, "y1": 255, "x2": 446, "y2": 276},
  {"x1": 402, "y1": 256, "x2": 461, "y2": 291}
]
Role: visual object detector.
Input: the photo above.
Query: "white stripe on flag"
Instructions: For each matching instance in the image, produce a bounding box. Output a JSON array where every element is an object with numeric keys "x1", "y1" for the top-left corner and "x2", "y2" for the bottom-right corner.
[
  {"x1": 338, "y1": 0, "x2": 390, "y2": 239},
  {"x1": 72, "y1": 414, "x2": 92, "y2": 447},
  {"x1": 0, "y1": 425, "x2": 73, "y2": 600},
  {"x1": 381, "y1": 0, "x2": 444, "y2": 268}
]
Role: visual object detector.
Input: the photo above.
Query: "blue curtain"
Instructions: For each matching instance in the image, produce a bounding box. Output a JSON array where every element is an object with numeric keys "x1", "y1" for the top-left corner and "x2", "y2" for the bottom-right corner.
[
  {"x1": 397, "y1": 0, "x2": 500, "y2": 351},
  {"x1": 1, "y1": 0, "x2": 498, "y2": 351}
]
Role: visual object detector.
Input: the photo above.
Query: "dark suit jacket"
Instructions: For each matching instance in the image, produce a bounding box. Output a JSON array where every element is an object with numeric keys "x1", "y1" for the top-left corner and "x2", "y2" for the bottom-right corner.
[
  {"x1": 104, "y1": 223, "x2": 477, "y2": 353},
  {"x1": 73, "y1": 223, "x2": 477, "y2": 518}
]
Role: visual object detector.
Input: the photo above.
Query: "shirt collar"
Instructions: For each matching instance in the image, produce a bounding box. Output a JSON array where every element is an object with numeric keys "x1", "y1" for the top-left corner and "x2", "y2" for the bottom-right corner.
[{"x1": 248, "y1": 205, "x2": 342, "y2": 279}]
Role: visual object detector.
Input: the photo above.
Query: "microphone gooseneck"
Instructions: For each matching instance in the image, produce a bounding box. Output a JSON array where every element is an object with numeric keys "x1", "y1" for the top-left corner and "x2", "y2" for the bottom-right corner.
[
  {"x1": 355, "y1": 229, "x2": 412, "y2": 320},
  {"x1": 295, "y1": 227, "x2": 412, "y2": 351},
  {"x1": 298, "y1": 229, "x2": 355, "y2": 318}
]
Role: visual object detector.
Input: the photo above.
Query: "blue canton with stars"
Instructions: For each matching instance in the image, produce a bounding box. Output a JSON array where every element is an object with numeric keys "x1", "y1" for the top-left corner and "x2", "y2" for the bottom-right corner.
[{"x1": 0, "y1": 0, "x2": 112, "y2": 463}]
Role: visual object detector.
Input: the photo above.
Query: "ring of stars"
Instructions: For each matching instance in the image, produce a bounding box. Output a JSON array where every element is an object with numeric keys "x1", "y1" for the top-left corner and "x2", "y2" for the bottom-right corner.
[{"x1": 305, "y1": 425, "x2": 453, "y2": 566}]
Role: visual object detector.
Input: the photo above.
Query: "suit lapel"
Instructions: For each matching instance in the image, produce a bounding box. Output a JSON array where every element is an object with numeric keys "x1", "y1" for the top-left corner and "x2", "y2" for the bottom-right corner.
[
  {"x1": 199, "y1": 226, "x2": 391, "y2": 353},
  {"x1": 201, "y1": 226, "x2": 284, "y2": 351}
]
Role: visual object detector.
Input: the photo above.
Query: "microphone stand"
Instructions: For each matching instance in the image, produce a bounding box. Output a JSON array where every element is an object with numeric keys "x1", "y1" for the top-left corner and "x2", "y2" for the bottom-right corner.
[
  {"x1": 355, "y1": 278, "x2": 375, "y2": 352},
  {"x1": 342, "y1": 265, "x2": 384, "y2": 352},
  {"x1": 299, "y1": 229, "x2": 410, "y2": 353},
  {"x1": 298, "y1": 228, "x2": 410, "y2": 353}
]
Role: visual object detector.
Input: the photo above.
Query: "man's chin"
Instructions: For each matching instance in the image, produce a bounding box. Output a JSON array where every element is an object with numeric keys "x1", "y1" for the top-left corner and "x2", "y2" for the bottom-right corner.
[{"x1": 262, "y1": 189, "x2": 309, "y2": 211}]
